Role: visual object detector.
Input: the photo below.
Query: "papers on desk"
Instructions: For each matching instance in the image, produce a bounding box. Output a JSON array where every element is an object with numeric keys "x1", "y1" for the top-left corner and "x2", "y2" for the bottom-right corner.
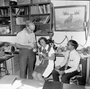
[
  {"x1": 0, "y1": 75, "x2": 44, "y2": 89},
  {"x1": 0, "y1": 55, "x2": 13, "y2": 59},
  {"x1": 0, "y1": 75, "x2": 18, "y2": 89},
  {"x1": 13, "y1": 79, "x2": 44, "y2": 89}
]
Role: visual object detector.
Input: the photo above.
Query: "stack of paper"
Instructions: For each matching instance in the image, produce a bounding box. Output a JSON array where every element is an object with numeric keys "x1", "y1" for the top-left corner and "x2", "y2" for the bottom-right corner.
[{"x1": 0, "y1": 75, "x2": 18, "y2": 89}]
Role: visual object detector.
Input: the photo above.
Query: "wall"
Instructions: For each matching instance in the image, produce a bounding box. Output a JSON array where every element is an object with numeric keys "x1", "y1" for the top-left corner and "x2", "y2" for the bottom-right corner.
[
  {"x1": 51, "y1": 0, "x2": 90, "y2": 49},
  {"x1": 51, "y1": 1, "x2": 90, "y2": 84},
  {"x1": 0, "y1": 0, "x2": 89, "y2": 64},
  {"x1": 0, "y1": 0, "x2": 89, "y2": 48},
  {"x1": 0, "y1": 36, "x2": 16, "y2": 43},
  {"x1": 0, "y1": 0, "x2": 90, "y2": 80}
]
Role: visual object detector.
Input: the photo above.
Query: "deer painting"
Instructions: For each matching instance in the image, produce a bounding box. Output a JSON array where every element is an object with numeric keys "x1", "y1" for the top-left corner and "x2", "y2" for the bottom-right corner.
[
  {"x1": 63, "y1": 10, "x2": 80, "y2": 24},
  {"x1": 55, "y1": 6, "x2": 86, "y2": 31}
]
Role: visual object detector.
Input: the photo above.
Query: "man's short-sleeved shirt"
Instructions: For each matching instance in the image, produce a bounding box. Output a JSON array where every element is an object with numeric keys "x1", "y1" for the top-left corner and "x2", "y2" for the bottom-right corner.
[{"x1": 16, "y1": 28, "x2": 36, "y2": 47}]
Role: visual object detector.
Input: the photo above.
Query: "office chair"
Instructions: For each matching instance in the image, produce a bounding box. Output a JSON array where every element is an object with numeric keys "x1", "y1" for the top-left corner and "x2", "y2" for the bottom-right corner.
[{"x1": 70, "y1": 58, "x2": 87, "y2": 85}]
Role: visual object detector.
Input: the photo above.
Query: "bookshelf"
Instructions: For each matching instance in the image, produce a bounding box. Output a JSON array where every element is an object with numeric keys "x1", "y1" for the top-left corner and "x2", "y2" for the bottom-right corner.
[
  {"x1": 0, "y1": 2, "x2": 54, "y2": 36},
  {"x1": 10, "y1": 4, "x2": 30, "y2": 34},
  {"x1": 0, "y1": 6, "x2": 11, "y2": 35},
  {"x1": 30, "y1": 2, "x2": 54, "y2": 36}
]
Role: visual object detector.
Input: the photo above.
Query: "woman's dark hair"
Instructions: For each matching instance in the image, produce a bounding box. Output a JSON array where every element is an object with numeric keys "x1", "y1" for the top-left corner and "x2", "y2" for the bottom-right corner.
[
  {"x1": 68, "y1": 40, "x2": 78, "y2": 49},
  {"x1": 38, "y1": 37, "x2": 48, "y2": 45},
  {"x1": 0, "y1": 42, "x2": 5, "y2": 47}
]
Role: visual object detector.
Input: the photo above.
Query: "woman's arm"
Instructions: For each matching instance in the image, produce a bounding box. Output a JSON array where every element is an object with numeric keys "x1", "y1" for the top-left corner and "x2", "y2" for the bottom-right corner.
[{"x1": 44, "y1": 53, "x2": 55, "y2": 60}]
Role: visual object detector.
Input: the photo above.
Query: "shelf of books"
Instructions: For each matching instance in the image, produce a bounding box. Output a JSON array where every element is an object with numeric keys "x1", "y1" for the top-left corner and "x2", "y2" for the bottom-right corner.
[
  {"x1": 0, "y1": 6, "x2": 10, "y2": 17},
  {"x1": 0, "y1": 2, "x2": 53, "y2": 36},
  {"x1": 31, "y1": 3, "x2": 50, "y2": 15},
  {"x1": 30, "y1": 2, "x2": 53, "y2": 36},
  {"x1": 0, "y1": 6, "x2": 11, "y2": 35},
  {"x1": 11, "y1": 4, "x2": 30, "y2": 34},
  {"x1": 11, "y1": 5, "x2": 29, "y2": 17}
]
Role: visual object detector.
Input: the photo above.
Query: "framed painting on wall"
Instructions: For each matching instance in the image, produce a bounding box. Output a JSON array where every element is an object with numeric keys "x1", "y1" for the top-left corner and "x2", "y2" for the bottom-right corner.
[{"x1": 54, "y1": 5, "x2": 86, "y2": 31}]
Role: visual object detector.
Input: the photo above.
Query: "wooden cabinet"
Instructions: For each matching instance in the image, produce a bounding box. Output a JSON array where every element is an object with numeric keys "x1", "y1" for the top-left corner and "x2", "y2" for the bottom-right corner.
[
  {"x1": 0, "y1": 1, "x2": 54, "y2": 36},
  {"x1": 30, "y1": 2, "x2": 54, "y2": 36}
]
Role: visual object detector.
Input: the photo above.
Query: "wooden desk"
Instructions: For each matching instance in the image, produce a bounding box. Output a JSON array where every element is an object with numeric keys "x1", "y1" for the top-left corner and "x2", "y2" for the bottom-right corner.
[
  {"x1": 0, "y1": 55, "x2": 14, "y2": 75},
  {"x1": 0, "y1": 54, "x2": 13, "y2": 60},
  {"x1": 43, "y1": 81, "x2": 90, "y2": 89},
  {"x1": 0, "y1": 75, "x2": 89, "y2": 89},
  {"x1": 14, "y1": 79, "x2": 44, "y2": 89},
  {"x1": 14, "y1": 79, "x2": 90, "y2": 89}
]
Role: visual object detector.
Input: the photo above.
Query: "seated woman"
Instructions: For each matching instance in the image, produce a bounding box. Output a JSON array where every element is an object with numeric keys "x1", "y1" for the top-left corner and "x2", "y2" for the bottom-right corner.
[{"x1": 32, "y1": 37, "x2": 55, "y2": 81}]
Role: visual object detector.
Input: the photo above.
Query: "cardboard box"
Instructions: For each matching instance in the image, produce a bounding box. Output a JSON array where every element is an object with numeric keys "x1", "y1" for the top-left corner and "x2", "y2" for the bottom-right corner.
[
  {"x1": 0, "y1": 0, "x2": 5, "y2": 6},
  {"x1": 16, "y1": 17, "x2": 29, "y2": 25},
  {"x1": 33, "y1": 0, "x2": 50, "y2": 3}
]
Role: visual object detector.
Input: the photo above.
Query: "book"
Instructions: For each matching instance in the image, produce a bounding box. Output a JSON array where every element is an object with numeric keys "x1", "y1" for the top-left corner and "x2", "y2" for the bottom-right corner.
[
  {"x1": 32, "y1": 17, "x2": 41, "y2": 23},
  {"x1": 0, "y1": 9, "x2": 2, "y2": 16},
  {"x1": 31, "y1": 6, "x2": 39, "y2": 14},
  {"x1": 43, "y1": 5, "x2": 47, "y2": 14},
  {"x1": 24, "y1": 7, "x2": 28, "y2": 15},
  {"x1": 16, "y1": 17, "x2": 29, "y2": 25},
  {"x1": 38, "y1": 6, "x2": 43, "y2": 14},
  {"x1": 43, "y1": 15, "x2": 50, "y2": 24},
  {"x1": 0, "y1": 9, "x2": 4, "y2": 16},
  {"x1": 46, "y1": 4, "x2": 50, "y2": 13},
  {"x1": 16, "y1": 8, "x2": 22, "y2": 15},
  {"x1": 16, "y1": 8, "x2": 25, "y2": 16}
]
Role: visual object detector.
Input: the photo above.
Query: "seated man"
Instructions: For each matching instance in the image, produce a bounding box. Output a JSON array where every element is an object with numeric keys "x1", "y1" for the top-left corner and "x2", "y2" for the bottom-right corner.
[{"x1": 52, "y1": 40, "x2": 81, "y2": 84}]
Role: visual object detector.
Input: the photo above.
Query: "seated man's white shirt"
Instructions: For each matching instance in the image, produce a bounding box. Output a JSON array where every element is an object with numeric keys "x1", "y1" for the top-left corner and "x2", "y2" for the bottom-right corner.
[
  {"x1": 42, "y1": 46, "x2": 55, "y2": 77},
  {"x1": 63, "y1": 50, "x2": 81, "y2": 73},
  {"x1": 60, "y1": 51, "x2": 69, "y2": 67},
  {"x1": 16, "y1": 29, "x2": 36, "y2": 47}
]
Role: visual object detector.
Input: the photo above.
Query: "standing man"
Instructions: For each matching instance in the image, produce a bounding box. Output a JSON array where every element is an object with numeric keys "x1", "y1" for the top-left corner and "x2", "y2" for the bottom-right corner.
[{"x1": 15, "y1": 21, "x2": 37, "y2": 79}]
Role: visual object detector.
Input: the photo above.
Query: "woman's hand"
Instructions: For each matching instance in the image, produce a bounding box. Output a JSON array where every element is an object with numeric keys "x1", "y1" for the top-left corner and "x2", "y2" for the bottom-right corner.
[
  {"x1": 42, "y1": 53, "x2": 46, "y2": 57},
  {"x1": 55, "y1": 47, "x2": 62, "y2": 54}
]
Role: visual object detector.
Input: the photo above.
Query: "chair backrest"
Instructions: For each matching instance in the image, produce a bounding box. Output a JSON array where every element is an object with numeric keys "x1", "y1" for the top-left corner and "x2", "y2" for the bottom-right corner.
[
  {"x1": 80, "y1": 58, "x2": 87, "y2": 78},
  {"x1": 78, "y1": 58, "x2": 87, "y2": 85}
]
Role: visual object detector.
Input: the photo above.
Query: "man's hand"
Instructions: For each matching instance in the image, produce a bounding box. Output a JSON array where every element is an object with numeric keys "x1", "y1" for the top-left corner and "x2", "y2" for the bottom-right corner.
[
  {"x1": 59, "y1": 71, "x2": 65, "y2": 75},
  {"x1": 55, "y1": 66, "x2": 61, "y2": 70},
  {"x1": 55, "y1": 69, "x2": 65, "y2": 75}
]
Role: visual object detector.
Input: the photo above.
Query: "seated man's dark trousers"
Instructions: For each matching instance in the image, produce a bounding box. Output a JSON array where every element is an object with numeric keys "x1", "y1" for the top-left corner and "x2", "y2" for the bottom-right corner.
[{"x1": 52, "y1": 66, "x2": 80, "y2": 83}]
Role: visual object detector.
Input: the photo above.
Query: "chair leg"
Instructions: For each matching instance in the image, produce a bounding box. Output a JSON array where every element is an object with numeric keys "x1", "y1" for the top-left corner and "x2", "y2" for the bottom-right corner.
[
  {"x1": 3, "y1": 61, "x2": 9, "y2": 75},
  {"x1": 0, "y1": 61, "x2": 10, "y2": 77},
  {"x1": 0, "y1": 64, "x2": 2, "y2": 77}
]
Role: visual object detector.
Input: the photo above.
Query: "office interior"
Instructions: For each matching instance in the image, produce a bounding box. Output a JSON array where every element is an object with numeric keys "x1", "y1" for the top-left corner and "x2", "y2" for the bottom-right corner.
[{"x1": 0, "y1": 0, "x2": 90, "y2": 89}]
